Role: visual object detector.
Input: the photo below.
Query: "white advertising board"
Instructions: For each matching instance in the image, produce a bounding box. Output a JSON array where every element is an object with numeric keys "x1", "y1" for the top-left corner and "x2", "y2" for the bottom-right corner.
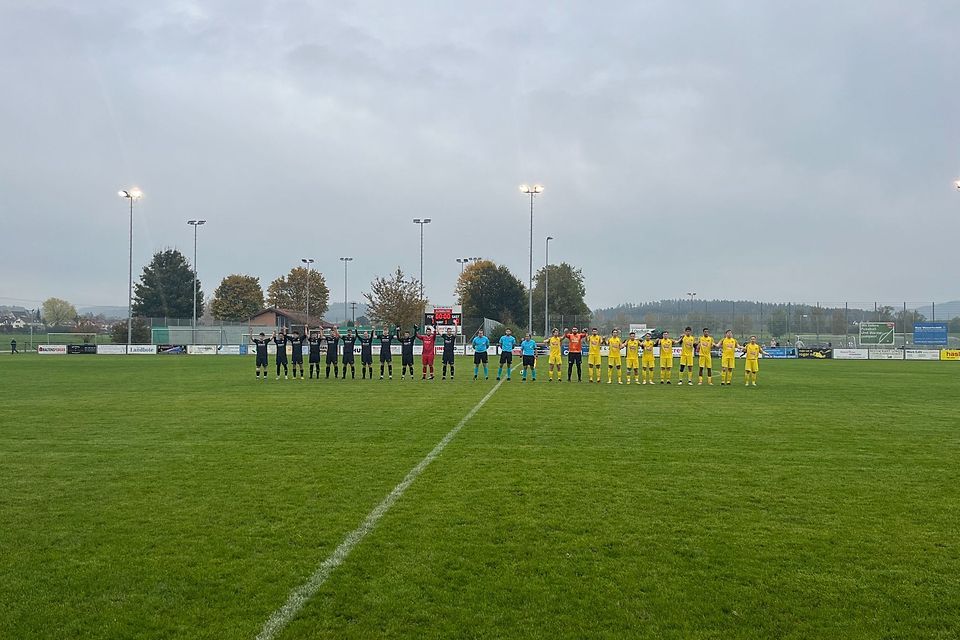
[
  {"x1": 833, "y1": 348, "x2": 868, "y2": 360},
  {"x1": 869, "y1": 349, "x2": 903, "y2": 360},
  {"x1": 97, "y1": 345, "x2": 127, "y2": 355},
  {"x1": 219, "y1": 345, "x2": 242, "y2": 355},
  {"x1": 904, "y1": 349, "x2": 940, "y2": 361},
  {"x1": 187, "y1": 345, "x2": 219, "y2": 355},
  {"x1": 127, "y1": 345, "x2": 157, "y2": 354},
  {"x1": 37, "y1": 344, "x2": 67, "y2": 354}
]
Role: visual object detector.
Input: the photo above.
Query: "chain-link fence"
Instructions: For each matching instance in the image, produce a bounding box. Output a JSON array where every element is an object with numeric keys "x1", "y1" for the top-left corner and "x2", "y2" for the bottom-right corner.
[{"x1": 591, "y1": 301, "x2": 959, "y2": 348}]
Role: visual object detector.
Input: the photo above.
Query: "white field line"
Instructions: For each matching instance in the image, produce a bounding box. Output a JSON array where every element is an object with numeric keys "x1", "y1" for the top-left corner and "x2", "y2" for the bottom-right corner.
[{"x1": 255, "y1": 371, "x2": 514, "y2": 640}]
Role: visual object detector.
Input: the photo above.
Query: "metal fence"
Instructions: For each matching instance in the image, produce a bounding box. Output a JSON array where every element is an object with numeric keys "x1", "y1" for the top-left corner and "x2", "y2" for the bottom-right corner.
[{"x1": 591, "y1": 301, "x2": 958, "y2": 348}]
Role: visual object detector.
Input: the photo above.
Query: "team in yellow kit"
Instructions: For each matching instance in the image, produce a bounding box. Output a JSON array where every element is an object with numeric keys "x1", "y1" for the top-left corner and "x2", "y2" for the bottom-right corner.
[
  {"x1": 538, "y1": 326, "x2": 769, "y2": 387},
  {"x1": 605, "y1": 329, "x2": 623, "y2": 384},
  {"x1": 743, "y1": 335, "x2": 769, "y2": 386},
  {"x1": 719, "y1": 329, "x2": 739, "y2": 385},
  {"x1": 624, "y1": 332, "x2": 641, "y2": 383},
  {"x1": 696, "y1": 328, "x2": 716, "y2": 385},
  {"x1": 657, "y1": 331, "x2": 674, "y2": 383},
  {"x1": 677, "y1": 327, "x2": 697, "y2": 385},
  {"x1": 545, "y1": 328, "x2": 564, "y2": 381},
  {"x1": 587, "y1": 328, "x2": 604, "y2": 383}
]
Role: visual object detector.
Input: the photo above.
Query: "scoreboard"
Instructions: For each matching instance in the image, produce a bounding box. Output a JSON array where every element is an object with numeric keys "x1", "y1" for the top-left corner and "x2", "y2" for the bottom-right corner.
[{"x1": 423, "y1": 305, "x2": 463, "y2": 335}]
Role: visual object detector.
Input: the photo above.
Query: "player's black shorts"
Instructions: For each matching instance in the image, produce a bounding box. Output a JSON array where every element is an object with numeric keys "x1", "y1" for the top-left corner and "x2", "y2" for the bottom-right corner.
[
  {"x1": 474, "y1": 351, "x2": 488, "y2": 365},
  {"x1": 291, "y1": 351, "x2": 303, "y2": 364},
  {"x1": 522, "y1": 355, "x2": 535, "y2": 367},
  {"x1": 568, "y1": 352, "x2": 582, "y2": 363},
  {"x1": 361, "y1": 353, "x2": 373, "y2": 365},
  {"x1": 309, "y1": 353, "x2": 320, "y2": 364},
  {"x1": 499, "y1": 351, "x2": 513, "y2": 365},
  {"x1": 442, "y1": 351, "x2": 455, "y2": 365},
  {"x1": 402, "y1": 354, "x2": 414, "y2": 366},
  {"x1": 325, "y1": 352, "x2": 338, "y2": 364},
  {"x1": 256, "y1": 354, "x2": 267, "y2": 367},
  {"x1": 276, "y1": 354, "x2": 288, "y2": 364},
  {"x1": 342, "y1": 352, "x2": 355, "y2": 364},
  {"x1": 379, "y1": 351, "x2": 392, "y2": 362}
]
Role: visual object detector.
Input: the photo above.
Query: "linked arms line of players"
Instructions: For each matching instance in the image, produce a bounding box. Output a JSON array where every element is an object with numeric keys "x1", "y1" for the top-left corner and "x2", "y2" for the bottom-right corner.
[
  {"x1": 538, "y1": 326, "x2": 771, "y2": 386},
  {"x1": 250, "y1": 325, "x2": 463, "y2": 381},
  {"x1": 250, "y1": 324, "x2": 771, "y2": 386}
]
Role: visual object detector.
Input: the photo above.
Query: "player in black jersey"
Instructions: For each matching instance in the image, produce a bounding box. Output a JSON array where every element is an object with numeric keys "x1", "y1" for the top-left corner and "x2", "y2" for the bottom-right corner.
[
  {"x1": 272, "y1": 330, "x2": 289, "y2": 379},
  {"x1": 288, "y1": 330, "x2": 306, "y2": 379},
  {"x1": 252, "y1": 332, "x2": 270, "y2": 380},
  {"x1": 358, "y1": 330, "x2": 374, "y2": 379},
  {"x1": 440, "y1": 328, "x2": 457, "y2": 380},
  {"x1": 396, "y1": 326, "x2": 416, "y2": 380},
  {"x1": 324, "y1": 327, "x2": 341, "y2": 379},
  {"x1": 307, "y1": 330, "x2": 322, "y2": 379},
  {"x1": 377, "y1": 326, "x2": 394, "y2": 379},
  {"x1": 340, "y1": 329, "x2": 358, "y2": 379}
]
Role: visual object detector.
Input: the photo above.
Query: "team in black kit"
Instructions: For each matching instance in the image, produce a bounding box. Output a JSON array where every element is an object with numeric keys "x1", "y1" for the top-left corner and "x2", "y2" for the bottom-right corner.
[{"x1": 253, "y1": 325, "x2": 466, "y2": 382}]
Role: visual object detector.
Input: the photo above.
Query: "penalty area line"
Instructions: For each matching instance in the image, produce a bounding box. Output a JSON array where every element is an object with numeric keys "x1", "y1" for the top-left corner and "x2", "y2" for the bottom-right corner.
[{"x1": 255, "y1": 371, "x2": 514, "y2": 640}]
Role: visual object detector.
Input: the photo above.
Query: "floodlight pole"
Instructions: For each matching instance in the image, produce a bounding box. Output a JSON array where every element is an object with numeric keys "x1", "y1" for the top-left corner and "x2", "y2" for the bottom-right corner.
[
  {"x1": 187, "y1": 220, "x2": 206, "y2": 344},
  {"x1": 519, "y1": 184, "x2": 544, "y2": 335},
  {"x1": 545, "y1": 236, "x2": 554, "y2": 337},
  {"x1": 413, "y1": 218, "x2": 431, "y2": 300},
  {"x1": 340, "y1": 257, "x2": 353, "y2": 324},
  {"x1": 301, "y1": 258, "x2": 314, "y2": 325},
  {"x1": 119, "y1": 188, "x2": 143, "y2": 349}
]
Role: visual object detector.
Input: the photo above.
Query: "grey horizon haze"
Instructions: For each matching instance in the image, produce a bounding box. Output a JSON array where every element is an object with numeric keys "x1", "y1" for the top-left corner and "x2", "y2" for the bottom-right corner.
[{"x1": 1, "y1": 1, "x2": 958, "y2": 313}]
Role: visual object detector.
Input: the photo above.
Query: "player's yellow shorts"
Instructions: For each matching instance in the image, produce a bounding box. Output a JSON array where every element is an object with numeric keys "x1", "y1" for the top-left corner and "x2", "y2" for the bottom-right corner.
[
  {"x1": 722, "y1": 355, "x2": 735, "y2": 369},
  {"x1": 745, "y1": 359, "x2": 759, "y2": 373},
  {"x1": 607, "y1": 355, "x2": 622, "y2": 366},
  {"x1": 626, "y1": 357, "x2": 640, "y2": 370},
  {"x1": 588, "y1": 353, "x2": 602, "y2": 366},
  {"x1": 699, "y1": 354, "x2": 713, "y2": 368},
  {"x1": 659, "y1": 357, "x2": 673, "y2": 369},
  {"x1": 680, "y1": 353, "x2": 694, "y2": 367},
  {"x1": 641, "y1": 355, "x2": 655, "y2": 368},
  {"x1": 548, "y1": 353, "x2": 562, "y2": 365}
]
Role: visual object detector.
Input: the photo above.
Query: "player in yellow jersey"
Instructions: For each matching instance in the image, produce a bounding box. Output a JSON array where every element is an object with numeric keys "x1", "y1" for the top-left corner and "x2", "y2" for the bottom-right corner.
[
  {"x1": 677, "y1": 326, "x2": 696, "y2": 385},
  {"x1": 640, "y1": 333, "x2": 656, "y2": 384},
  {"x1": 605, "y1": 329, "x2": 624, "y2": 384},
  {"x1": 624, "y1": 331, "x2": 641, "y2": 384},
  {"x1": 743, "y1": 335, "x2": 769, "y2": 386},
  {"x1": 587, "y1": 328, "x2": 603, "y2": 383},
  {"x1": 657, "y1": 330, "x2": 674, "y2": 384},
  {"x1": 544, "y1": 328, "x2": 564, "y2": 382},
  {"x1": 719, "y1": 330, "x2": 739, "y2": 386},
  {"x1": 696, "y1": 327, "x2": 715, "y2": 385}
]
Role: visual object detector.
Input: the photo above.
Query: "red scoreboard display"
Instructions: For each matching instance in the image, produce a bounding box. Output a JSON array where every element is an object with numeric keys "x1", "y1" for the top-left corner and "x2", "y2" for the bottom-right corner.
[{"x1": 423, "y1": 305, "x2": 463, "y2": 334}]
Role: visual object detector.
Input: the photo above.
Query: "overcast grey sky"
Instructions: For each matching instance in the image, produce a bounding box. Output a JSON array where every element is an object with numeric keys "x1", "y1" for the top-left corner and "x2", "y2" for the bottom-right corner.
[{"x1": 1, "y1": 0, "x2": 958, "y2": 313}]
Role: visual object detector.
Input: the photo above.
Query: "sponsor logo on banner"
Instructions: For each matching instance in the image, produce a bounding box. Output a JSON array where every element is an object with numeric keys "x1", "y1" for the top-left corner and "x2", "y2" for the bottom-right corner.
[
  {"x1": 913, "y1": 322, "x2": 948, "y2": 346},
  {"x1": 797, "y1": 347, "x2": 833, "y2": 359},
  {"x1": 219, "y1": 345, "x2": 242, "y2": 355},
  {"x1": 97, "y1": 345, "x2": 127, "y2": 355},
  {"x1": 869, "y1": 348, "x2": 903, "y2": 360},
  {"x1": 158, "y1": 344, "x2": 187, "y2": 354},
  {"x1": 628, "y1": 323, "x2": 647, "y2": 334},
  {"x1": 127, "y1": 344, "x2": 157, "y2": 354},
  {"x1": 904, "y1": 349, "x2": 940, "y2": 361},
  {"x1": 37, "y1": 344, "x2": 68, "y2": 354},
  {"x1": 67, "y1": 344, "x2": 98, "y2": 354},
  {"x1": 187, "y1": 345, "x2": 219, "y2": 355},
  {"x1": 940, "y1": 349, "x2": 960, "y2": 361},
  {"x1": 763, "y1": 347, "x2": 798, "y2": 359},
  {"x1": 833, "y1": 348, "x2": 869, "y2": 360}
]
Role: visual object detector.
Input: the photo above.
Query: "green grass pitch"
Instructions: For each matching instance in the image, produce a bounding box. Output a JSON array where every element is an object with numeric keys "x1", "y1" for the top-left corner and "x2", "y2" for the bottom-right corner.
[{"x1": 1, "y1": 356, "x2": 958, "y2": 639}]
